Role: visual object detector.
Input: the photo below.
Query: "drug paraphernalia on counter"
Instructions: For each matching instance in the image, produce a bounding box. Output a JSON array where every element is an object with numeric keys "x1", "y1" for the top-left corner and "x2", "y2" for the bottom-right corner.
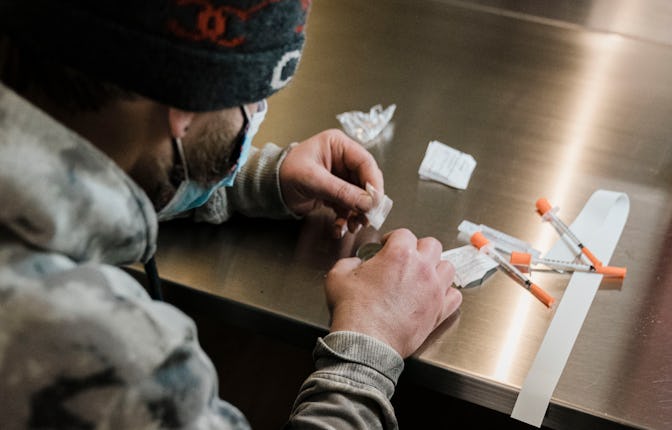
[
  {"x1": 509, "y1": 251, "x2": 626, "y2": 278},
  {"x1": 536, "y1": 198, "x2": 604, "y2": 269},
  {"x1": 457, "y1": 218, "x2": 625, "y2": 278},
  {"x1": 470, "y1": 232, "x2": 555, "y2": 308},
  {"x1": 458, "y1": 220, "x2": 541, "y2": 258},
  {"x1": 441, "y1": 245, "x2": 498, "y2": 288},
  {"x1": 356, "y1": 242, "x2": 499, "y2": 288},
  {"x1": 336, "y1": 104, "x2": 396, "y2": 144},
  {"x1": 364, "y1": 183, "x2": 393, "y2": 230},
  {"x1": 511, "y1": 190, "x2": 629, "y2": 426},
  {"x1": 418, "y1": 140, "x2": 476, "y2": 190}
]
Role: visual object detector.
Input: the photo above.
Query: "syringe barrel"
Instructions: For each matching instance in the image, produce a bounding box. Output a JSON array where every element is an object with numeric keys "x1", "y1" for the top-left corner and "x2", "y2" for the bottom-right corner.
[
  {"x1": 488, "y1": 248, "x2": 530, "y2": 285},
  {"x1": 471, "y1": 233, "x2": 532, "y2": 287},
  {"x1": 536, "y1": 198, "x2": 600, "y2": 265},
  {"x1": 536, "y1": 257, "x2": 590, "y2": 272},
  {"x1": 471, "y1": 232, "x2": 555, "y2": 307},
  {"x1": 537, "y1": 202, "x2": 581, "y2": 246},
  {"x1": 547, "y1": 213, "x2": 582, "y2": 246}
]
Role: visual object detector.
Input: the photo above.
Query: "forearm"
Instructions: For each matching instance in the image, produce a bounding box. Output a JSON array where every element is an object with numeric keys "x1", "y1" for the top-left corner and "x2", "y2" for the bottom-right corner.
[
  {"x1": 286, "y1": 331, "x2": 404, "y2": 430},
  {"x1": 194, "y1": 143, "x2": 298, "y2": 223}
]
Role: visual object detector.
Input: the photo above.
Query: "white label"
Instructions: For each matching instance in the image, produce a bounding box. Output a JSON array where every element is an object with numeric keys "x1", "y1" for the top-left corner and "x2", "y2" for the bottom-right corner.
[{"x1": 418, "y1": 141, "x2": 477, "y2": 190}]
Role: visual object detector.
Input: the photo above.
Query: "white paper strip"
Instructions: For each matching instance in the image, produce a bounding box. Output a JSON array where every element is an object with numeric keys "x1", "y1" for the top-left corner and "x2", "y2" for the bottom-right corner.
[{"x1": 511, "y1": 190, "x2": 630, "y2": 427}]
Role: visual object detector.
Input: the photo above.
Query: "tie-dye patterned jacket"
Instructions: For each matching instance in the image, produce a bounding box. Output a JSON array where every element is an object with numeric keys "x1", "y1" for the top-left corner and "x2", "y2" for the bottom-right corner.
[{"x1": 0, "y1": 84, "x2": 403, "y2": 429}]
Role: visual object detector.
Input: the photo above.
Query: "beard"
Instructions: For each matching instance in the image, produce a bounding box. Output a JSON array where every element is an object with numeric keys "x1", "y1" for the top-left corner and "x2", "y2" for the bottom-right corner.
[
  {"x1": 180, "y1": 112, "x2": 240, "y2": 186},
  {"x1": 146, "y1": 112, "x2": 240, "y2": 212},
  {"x1": 130, "y1": 108, "x2": 243, "y2": 213}
]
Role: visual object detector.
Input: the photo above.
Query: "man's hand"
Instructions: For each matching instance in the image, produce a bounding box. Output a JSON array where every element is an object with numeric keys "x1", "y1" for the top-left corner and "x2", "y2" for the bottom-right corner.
[
  {"x1": 279, "y1": 129, "x2": 384, "y2": 234},
  {"x1": 325, "y1": 229, "x2": 463, "y2": 358}
]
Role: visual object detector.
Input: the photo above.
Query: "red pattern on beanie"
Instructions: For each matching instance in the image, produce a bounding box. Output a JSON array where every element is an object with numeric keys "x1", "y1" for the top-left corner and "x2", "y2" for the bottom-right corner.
[{"x1": 167, "y1": 0, "x2": 307, "y2": 48}]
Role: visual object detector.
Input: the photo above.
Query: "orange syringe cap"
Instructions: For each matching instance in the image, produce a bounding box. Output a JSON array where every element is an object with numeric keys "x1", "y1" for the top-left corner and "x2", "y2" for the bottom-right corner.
[
  {"x1": 510, "y1": 251, "x2": 532, "y2": 267},
  {"x1": 530, "y1": 283, "x2": 555, "y2": 308},
  {"x1": 536, "y1": 198, "x2": 553, "y2": 216},
  {"x1": 596, "y1": 265, "x2": 627, "y2": 278},
  {"x1": 581, "y1": 247, "x2": 603, "y2": 268},
  {"x1": 470, "y1": 232, "x2": 490, "y2": 250}
]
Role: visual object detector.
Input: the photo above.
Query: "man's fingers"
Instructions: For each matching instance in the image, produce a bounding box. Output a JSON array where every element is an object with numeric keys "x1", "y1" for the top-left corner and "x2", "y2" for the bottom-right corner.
[
  {"x1": 347, "y1": 212, "x2": 368, "y2": 233},
  {"x1": 330, "y1": 256, "x2": 363, "y2": 274},
  {"x1": 417, "y1": 237, "x2": 442, "y2": 261},
  {"x1": 380, "y1": 228, "x2": 416, "y2": 249},
  {"x1": 437, "y1": 260, "x2": 456, "y2": 293},
  {"x1": 333, "y1": 217, "x2": 348, "y2": 239},
  {"x1": 327, "y1": 129, "x2": 385, "y2": 196},
  {"x1": 310, "y1": 173, "x2": 375, "y2": 213},
  {"x1": 443, "y1": 288, "x2": 463, "y2": 321}
]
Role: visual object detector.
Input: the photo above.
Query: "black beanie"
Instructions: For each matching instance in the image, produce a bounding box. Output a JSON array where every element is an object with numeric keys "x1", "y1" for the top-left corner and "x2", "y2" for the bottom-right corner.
[{"x1": 0, "y1": 0, "x2": 311, "y2": 112}]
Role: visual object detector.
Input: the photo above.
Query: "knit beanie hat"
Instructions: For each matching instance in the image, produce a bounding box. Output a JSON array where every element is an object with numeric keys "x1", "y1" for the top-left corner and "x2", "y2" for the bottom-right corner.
[{"x1": 0, "y1": 0, "x2": 311, "y2": 111}]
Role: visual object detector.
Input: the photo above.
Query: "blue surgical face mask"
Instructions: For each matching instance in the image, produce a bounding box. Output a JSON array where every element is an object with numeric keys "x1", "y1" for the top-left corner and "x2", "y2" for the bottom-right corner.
[{"x1": 157, "y1": 100, "x2": 267, "y2": 221}]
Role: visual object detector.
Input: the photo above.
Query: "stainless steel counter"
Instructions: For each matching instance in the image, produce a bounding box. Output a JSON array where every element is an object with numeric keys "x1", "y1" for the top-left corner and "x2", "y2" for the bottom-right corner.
[
  {"x1": 149, "y1": 1, "x2": 672, "y2": 428},
  {"x1": 447, "y1": 0, "x2": 672, "y2": 46}
]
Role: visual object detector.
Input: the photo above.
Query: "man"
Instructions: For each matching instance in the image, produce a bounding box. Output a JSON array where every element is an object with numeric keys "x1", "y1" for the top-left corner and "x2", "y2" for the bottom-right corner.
[{"x1": 0, "y1": 1, "x2": 462, "y2": 428}]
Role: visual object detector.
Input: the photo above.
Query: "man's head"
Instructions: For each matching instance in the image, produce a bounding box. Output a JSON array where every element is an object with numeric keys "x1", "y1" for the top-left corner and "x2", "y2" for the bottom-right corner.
[{"x1": 0, "y1": 0, "x2": 311, "y2": 212}]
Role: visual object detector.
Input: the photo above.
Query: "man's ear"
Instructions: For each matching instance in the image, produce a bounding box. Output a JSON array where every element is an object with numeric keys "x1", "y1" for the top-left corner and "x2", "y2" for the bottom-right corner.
[{"x1": 168, "y1": 108, "x2": 195, "y2": 138}]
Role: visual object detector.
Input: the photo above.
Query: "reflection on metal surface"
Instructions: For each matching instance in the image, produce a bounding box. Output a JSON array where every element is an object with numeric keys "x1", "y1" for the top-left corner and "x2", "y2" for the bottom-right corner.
[
  {"x1": 541, "y1": 33, "x2": 623, "y2": 252},
  {"x1": 493, "y1": 295, "x2": 534, "y2": 381},
  {"x1": 447, "y1": 0, "x2": 672, "y2": 46}
]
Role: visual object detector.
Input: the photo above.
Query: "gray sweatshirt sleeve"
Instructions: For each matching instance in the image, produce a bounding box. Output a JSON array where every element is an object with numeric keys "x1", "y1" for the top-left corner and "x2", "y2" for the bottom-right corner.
[
  {"x1": 286, "y1": 331, "x2": 404, "y2": 430},
  {"x1": 195, "y1": 143, "x2": 299, "y2": 223},
  {"x1": 0, "y1": 257, "x2": 250, "y2": 430}
]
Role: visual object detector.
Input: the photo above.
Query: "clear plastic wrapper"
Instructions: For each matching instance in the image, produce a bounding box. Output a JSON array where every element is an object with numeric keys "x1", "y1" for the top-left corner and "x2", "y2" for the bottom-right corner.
[
  {"x1": 336, "y1": 104, "x2": 396, "y2": 144},
  {"x1": 457, "y1": 220, "x2": 541, "y2": 258}
]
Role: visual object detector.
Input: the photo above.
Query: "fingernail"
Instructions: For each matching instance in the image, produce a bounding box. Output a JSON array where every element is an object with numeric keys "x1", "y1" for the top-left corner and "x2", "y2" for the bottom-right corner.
[
  {"x1": 340, "y1": 222, "x2": 348, "y2": 238},
  {"x1": 365, "y1": 182, "x2": 380, "y2": 207},
  {"x1": 333, "y1": 219, "x2": 348, "y2": 239}
]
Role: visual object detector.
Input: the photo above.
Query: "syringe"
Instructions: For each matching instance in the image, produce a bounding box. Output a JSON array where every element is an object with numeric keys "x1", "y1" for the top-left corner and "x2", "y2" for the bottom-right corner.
[
  {"x1": 536, "y1": 198, "x2": 603, "y2": 269},
  {"x1": 471, "y1": 232, "x2": 555, "y2": 308},
  {"x1": 509, "y1": 251, "x2": 627, "y2": 278}
]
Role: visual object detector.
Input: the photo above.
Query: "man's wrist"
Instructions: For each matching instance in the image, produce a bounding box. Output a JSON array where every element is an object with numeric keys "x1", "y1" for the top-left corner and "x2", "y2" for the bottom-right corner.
[
  {"x1": 314, "y1": 331, "x2": 405, "y2": 397},
  {"x1": 276, "y1": 142, "x2": 302, "y2": 218}
]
